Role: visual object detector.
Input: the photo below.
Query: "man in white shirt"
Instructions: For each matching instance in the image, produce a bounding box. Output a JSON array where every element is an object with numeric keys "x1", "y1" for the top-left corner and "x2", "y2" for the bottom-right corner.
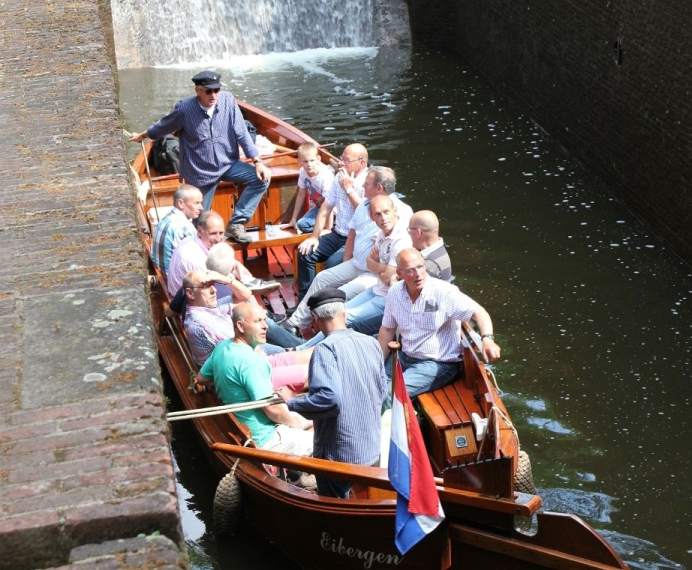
[
  {"x1": 282, "y1": 166, "x2": 411, "y2": 334},
  {"x1": 379, "y1": 248, "x2": 501, "y2": 399},
  {"x1": 296, "y1": 144, "x2": 369, "y2": 299}
]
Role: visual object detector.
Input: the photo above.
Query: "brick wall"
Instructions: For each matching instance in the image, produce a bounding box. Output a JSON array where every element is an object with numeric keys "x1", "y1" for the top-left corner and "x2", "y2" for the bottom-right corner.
[{"x1": 406, "y1": 0, "x2": 692, "y2": 259}]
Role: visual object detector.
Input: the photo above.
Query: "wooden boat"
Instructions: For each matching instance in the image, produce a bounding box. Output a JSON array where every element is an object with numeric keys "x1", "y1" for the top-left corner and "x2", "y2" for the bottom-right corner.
[{"x1": 130, "y1": 101, "x2": 628, "y2": 569}]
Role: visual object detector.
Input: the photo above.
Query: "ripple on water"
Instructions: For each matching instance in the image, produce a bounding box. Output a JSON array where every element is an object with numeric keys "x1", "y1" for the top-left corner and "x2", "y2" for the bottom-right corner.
[
  {"x1": 598, "y1": 530, "x2": 685, "y2": 570},
  {"x1": 527, "y1": 416, "x2": 574, "y2": 435},
  {"x1": 540, "y1": 487, "x2": 618, "y2": 524}
]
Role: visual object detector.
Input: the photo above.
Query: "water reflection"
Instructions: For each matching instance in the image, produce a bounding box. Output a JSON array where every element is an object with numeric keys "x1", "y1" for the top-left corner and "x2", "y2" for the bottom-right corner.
[{"x1": 119, "y1": 46, "x2": 691, "y2": 569}]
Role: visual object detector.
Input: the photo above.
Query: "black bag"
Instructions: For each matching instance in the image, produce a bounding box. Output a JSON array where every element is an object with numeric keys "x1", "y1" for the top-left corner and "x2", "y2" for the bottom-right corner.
[{"x1": 151, "y1": 135, "x2": 180, "y2": 175}]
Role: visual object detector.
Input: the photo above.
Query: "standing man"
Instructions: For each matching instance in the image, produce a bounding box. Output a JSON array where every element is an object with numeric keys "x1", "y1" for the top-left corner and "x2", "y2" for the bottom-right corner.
[
  {"x1": 130, "y1": 70, "x2": 271, "y2": 243},
  {"x1": 281, "y1": 289, "x2": 387, "y2": 498},
  {"x1": 379, "y1": 248, "x2": 501, "y2": 400},
  {"x1": 296, "y1": 143, "x2": 369, "y2": 298},
  {"x1": 151, "y1": 184, "x2": 203, "y2": 274}
]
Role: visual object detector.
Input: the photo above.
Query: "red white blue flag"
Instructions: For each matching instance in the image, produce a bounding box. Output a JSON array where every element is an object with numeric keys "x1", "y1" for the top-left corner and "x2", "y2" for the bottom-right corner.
[{"x1": 387, "y1": 360, "x2": 445, "y2": 555}]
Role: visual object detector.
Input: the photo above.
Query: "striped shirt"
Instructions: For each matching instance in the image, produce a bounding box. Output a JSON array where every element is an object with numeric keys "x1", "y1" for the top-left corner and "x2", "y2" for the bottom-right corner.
[
  {"x1": 185, "y1": 297, "x2": 235, "y2": 365},
  {"x1": 324, "y1": 168, "x2": 368, "y2": 236},
  {"x1": 288, "y1": 329, "x2": 387, "y2": 465},
  {"x1": 151, "y1": 207, "x2": 196, "y2": 274},
  {"x1": 146, "y1": 91, "x2": 258, "y2": 188},
  {"x1": 382, "y1": 278, "x2": 480, "y2": 362},
  {"x1": 167, "y1": 236, "x2": 207, "y2": 296},
  {"x1": 420, "y1": 239, "x2": 453, "y2": 283}
]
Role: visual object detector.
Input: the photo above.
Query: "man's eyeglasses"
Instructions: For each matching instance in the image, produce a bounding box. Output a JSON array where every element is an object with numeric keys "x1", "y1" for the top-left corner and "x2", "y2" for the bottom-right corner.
[
  {"x1": 204, "y1": 88, "x2": 220, "y2": 95},
  {"x1": 340, "y1": 156, "x2": 364, "y2": 164}
]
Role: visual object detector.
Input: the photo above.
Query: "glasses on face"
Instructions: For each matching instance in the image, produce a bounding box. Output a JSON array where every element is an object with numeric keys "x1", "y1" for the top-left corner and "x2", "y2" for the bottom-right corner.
[
  {"x1": 340, "y1": 156, "x2": 363, "y2": 164},
  {"x1": 401, "y1": 264, "x2": 425, "y2": 276},
  {"x1": 204, "y1": 88, "x2": 220, "y2": 95},
  {"x1": 188, "y1": 281, "x2": 215, "y2": 289}
]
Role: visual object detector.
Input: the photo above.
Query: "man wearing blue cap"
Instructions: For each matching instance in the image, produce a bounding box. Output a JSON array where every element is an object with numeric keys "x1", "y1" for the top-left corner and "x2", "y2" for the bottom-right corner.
[
  {"x1": 130, "y1": 70, "x2": 271, "y2": 243},
  {"x1": 280, "y1": 287, "x2": 388, "y2": 498}
]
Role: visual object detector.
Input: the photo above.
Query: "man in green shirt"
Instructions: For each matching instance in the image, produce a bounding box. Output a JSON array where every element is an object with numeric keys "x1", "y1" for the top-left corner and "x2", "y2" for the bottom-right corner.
[{"x1": 197, "y1": 302, "x2": 313, "y2": 454}]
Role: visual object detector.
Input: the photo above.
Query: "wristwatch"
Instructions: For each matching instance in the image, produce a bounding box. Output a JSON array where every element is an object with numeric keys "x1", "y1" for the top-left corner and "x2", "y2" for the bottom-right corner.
[
  {"x1": 252, "y1": 157, "x2": 262, "y2": 165},
  {"x1": 481, "y1": 334, "x2": 495, "y2": 341}
]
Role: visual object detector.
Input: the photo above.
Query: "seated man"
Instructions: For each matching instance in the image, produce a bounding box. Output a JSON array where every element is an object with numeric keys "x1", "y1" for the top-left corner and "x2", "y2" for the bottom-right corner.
[
  {"x1": 183, "y1": 271, "x2": 311, "y2": 392},
  {"x1": 205, "y1": 243, "x2": 305, "y2": 349},
  {"x1": 296, "y1": 143, "x2": 369, "y2": 299},
  {"x1": 282, "y1": 166, "x2": 411, "y2": 335},
  {"x1": 407, "y1": 210, "x2": 454, "y2": 283},
  {"x1": 152, "y1": 184, "x2": 203, "y2": 274},
  {"x1": 196, "y1": 302, "x2": 314, "y2": 456},
  {"x1": 379, "y1": 249, "x2": 501, "y2": 401},
  {"x1": 302, "y1": 194, "x2": 412, "y2": 345},
  {"x1": 167, "y1": 210, "x2": 279, "y2": 296},
  {"x1": 282, "y1": 289, "x2": 387, "y2": 498}
]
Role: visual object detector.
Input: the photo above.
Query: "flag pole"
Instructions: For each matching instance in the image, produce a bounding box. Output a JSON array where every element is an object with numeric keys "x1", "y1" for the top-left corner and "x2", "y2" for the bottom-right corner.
[{"x1": 388, "y1": 339, "x2": 401, "y2": 404}]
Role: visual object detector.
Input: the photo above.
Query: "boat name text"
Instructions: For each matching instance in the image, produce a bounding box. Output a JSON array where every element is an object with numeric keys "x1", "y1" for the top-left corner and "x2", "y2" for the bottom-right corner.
[{"x1": 320, "y1": 532, "x2": 401, "y2": 568}]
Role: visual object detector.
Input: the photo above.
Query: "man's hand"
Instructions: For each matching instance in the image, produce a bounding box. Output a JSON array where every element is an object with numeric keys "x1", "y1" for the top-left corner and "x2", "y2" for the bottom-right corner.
[
  {"x1": 289, "y1": 412, "x2": 313, "y2": 430},
  {"x1": 280, "y1": 220, "x2": 298, "y2": 232},
  {"x1": 337, "y1": 168, "x2": 354, "y2": 193},
  {"x1": 129, "y1": 131, "x2": 147, "y2": 143},
  {"x1": 298, "y1": 236, "x2": 319, "y2": 255},
  {"x1": 256, "y1": 162, "x2": 272, "y2": 183},
  {"x1": 482, "y1": 338, "x2": 501, "y2": 363}
]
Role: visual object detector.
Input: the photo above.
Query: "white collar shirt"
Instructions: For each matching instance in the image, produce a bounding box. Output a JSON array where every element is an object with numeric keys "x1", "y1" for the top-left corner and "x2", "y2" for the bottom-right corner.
[
  {"x1": 382, "y1": 278, "x2": 480, "y2": 362},
  {"x1": 324, "y1": 167, "x2": 368, "y2": 236}
]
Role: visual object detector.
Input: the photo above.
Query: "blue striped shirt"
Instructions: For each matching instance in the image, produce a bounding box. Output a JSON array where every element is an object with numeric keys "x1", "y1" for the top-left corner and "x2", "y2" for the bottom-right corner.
[
  {"x1": 288, "y1": 329, "x2": 387, "y2": 465},
  {"x1": 151, "y1": 207, "x2": 196, "y2": 273},
  {"x1": 146, "y1": 91, "x2": 259, "y2": 188}
]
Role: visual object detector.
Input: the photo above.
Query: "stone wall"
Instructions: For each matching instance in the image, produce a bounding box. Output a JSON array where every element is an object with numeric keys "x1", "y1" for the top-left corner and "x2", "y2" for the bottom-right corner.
[
  {"x1": 0, "y1": 0, "x2": 184, "y2": 567},
  {"x1": 406, "y1": 0, "x2": 692, "y2": 259}
]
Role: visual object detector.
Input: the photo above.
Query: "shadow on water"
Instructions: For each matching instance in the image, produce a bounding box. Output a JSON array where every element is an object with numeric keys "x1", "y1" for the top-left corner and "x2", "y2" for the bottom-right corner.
[{"x1": 120, "y1": 45, "x2": 691, "y2": 569}]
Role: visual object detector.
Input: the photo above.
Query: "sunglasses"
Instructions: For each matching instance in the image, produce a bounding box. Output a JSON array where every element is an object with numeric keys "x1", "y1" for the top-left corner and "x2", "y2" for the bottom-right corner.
[{"x1": 204, "y1": 88, "x2": 220, "y2": 95}]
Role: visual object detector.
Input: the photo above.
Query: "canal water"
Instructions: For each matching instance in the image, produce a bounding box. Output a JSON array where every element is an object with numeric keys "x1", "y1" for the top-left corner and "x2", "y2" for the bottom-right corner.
[{"x1": 118, "y1": 46, "x2": 691, "y2": 569}]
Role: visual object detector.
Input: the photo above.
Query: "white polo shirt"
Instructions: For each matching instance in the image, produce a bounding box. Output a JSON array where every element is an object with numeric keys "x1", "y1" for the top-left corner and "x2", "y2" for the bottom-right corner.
[
  {"x1": 324, "y1": 168, "x2": 368, "y2": 236},
  {"x1": 371, "y1": 217, "x2": 412, "y2": 296},
  {"x1": 382, "y1": 278, "x2": 480, "y2": 362}
]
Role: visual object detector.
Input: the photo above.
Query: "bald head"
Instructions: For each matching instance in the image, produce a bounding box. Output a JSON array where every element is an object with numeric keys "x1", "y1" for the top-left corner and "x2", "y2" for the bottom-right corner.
[
  {"x1": 408, "y1": 210, "x2": 440, "y2": 250},
  {"x1": 396, "y1": 247, "x2": 424, "y2": 268},
  {"x1": 396, "y1": 248, "x2": 427, "y2": 293},
  {"x1": 231, "y1": 302, "x2": 268, "y2": 348},
  {"x1": 369, "y1": 194, "x2": 397, "y2": 234},
  {"x1": 340, "y1": 143, "x2": 368, "y2": 175}
]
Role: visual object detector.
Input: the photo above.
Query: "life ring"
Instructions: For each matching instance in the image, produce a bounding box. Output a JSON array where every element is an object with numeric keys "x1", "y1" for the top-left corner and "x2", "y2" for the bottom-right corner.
[
  {"x1": 213, "y1": 468, "x2": 243, "y2": 536},
  {"x1": 513, "y1": 450, "x2": 537, "y2": 495}
]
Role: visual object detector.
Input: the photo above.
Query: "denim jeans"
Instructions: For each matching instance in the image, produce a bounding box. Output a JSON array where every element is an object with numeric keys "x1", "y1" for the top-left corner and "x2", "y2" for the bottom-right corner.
[
  {"x1": 266, "y1": 317, "x2": 303, "y2": 348},
  {"x1": 296, "y1": 205, "x2": 318, "y2": 233},
  {"x1": 198, "y1": 160, "x2": 269, "y2": 222},
  {"x1": 297, "y1": 231, "x2": 347, "y2": 299},
  {"x1": 382, "y1": 352, "x2": 460, "y2": 409},
  {"x1": 299, "y1": 288, "x2": 385, "y2": 348}
]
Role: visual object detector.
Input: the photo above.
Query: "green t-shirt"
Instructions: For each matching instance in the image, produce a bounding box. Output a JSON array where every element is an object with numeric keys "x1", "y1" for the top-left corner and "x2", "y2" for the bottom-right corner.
[{"x1": 199, "y1": 340, "x2": 276, "y2": 447}]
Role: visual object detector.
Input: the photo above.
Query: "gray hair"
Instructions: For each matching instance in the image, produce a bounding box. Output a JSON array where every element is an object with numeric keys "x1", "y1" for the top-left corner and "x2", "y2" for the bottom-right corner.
[
  {"x1": 206, "y1": 242, "x2": 235, "y2": 274},
  {"x1": 368, "y1": 166, "x2": 396, "y2": 194},
  {"x1": 197, "y1": 210, "x2": 223, "y2": 230},
  {"x1": 311, "y1": 301, "x2": 345, "y2": 320},
  {"x1": 173, "y1": 183, "x2": 201, "y2": 204}
]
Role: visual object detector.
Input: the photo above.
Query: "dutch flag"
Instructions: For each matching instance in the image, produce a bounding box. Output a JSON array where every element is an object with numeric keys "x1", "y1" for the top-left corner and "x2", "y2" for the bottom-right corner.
[{"x1": 387, "y1": 360, "x2": 445, "y2": 555}]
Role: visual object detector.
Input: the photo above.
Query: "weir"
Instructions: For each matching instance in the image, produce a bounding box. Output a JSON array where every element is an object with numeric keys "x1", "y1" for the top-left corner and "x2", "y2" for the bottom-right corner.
[{"x1": 111, "y1": 0, "x2": 410, "y2": 68}]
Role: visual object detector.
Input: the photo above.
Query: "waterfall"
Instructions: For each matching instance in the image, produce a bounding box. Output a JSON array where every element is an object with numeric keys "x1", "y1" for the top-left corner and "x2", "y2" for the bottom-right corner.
[{"x1": 111, "y1": 0, "x2": 410, "y2": 69}]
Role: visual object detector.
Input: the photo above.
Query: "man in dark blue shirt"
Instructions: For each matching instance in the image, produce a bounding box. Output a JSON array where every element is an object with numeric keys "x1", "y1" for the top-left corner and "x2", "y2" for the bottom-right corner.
[
  {"x1": 281, "y1": 288, "x2": 388, "y2": 498},
  {"x1": 131, "y1": 70, "x2": 271, "y2": 243}
]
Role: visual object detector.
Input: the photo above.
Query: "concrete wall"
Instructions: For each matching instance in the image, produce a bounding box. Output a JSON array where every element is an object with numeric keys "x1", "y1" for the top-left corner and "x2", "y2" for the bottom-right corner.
[
  {"x1": 406, "y1": 0, "x2": 692, "y2": 259},
  {"x1": 0, "y1": 0, "x2": 185, "y2": 567}
]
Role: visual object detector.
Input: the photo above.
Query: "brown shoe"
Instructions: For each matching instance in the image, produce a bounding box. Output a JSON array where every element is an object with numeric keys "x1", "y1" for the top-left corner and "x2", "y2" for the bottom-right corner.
[{"x1": 225, "y1": 223, "x2": 251, "y2": 243}]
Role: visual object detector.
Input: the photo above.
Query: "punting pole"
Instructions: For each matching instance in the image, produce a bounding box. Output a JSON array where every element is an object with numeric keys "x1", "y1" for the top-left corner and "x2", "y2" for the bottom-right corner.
[
  {"x1": 166, "y1": 395, "x2": 283, "y2": 422},
  {"x1": 140, "y1": 140, "x2": 162, "y2": 224}
]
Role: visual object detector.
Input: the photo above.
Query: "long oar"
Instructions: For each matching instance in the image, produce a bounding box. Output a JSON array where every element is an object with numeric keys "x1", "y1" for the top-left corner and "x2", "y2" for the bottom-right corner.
[{"x1": 166, "y1": 395, "x2": 283, "y2": 422}]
